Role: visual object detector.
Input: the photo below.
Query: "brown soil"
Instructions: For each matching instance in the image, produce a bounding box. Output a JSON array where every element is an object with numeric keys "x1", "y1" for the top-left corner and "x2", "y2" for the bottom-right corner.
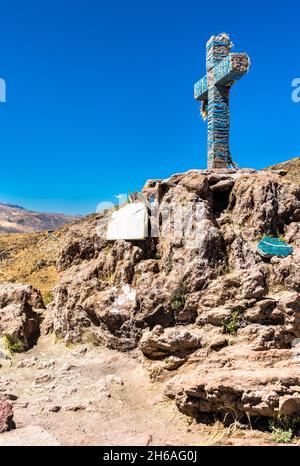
[{"x1": 0, "y1": 336, "x2": 290, "y2": 446}]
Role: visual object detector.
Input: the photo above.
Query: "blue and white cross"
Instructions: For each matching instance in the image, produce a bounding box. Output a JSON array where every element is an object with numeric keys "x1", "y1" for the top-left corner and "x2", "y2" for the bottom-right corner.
[{"x1": 194, "y1": 34, "x2": 250, "y2": 169}]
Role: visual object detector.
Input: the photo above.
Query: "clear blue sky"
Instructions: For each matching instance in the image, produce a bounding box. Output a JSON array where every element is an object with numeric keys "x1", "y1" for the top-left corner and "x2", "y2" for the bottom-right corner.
[{"x1": 0, "y1": 0, "x2": 299, "y2": 215}]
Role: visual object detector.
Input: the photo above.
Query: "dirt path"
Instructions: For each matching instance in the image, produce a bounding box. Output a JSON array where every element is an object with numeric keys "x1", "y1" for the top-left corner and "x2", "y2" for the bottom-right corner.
[{"x1": 0, "y1": 337, "x2": 275, "y2": 446}]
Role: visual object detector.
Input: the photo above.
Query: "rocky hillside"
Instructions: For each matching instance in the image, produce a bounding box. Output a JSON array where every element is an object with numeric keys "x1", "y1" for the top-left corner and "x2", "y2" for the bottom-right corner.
[
  {"x1": 0, "y1": 157, "x2": 298, "y2": 301},
  {"x1": 1, "y1": 160, "x2": 300, "y2": 444},
  {"x1": 40, "y1": 166, "x2": 300, "y2": 427},
  {"x1": 263, "y1": 156, "x2": 300, "y2": 186},
  {"x1": 0, "y1": 231, "x2": 62, "y2": 302},
  {"x1": 0, "y1": 202, "x2": 79, "y2": 234}
]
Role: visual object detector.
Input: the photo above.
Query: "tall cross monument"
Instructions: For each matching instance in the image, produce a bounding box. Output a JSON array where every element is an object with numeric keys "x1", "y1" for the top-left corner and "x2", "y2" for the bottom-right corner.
[{"x1": 194, "y1": 33, "x2": 250, "y2": 169}]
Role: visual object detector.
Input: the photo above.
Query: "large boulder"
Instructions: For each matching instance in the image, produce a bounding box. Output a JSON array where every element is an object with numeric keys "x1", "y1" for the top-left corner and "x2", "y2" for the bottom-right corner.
[
  {"x1": 139, "y1": 325, "x2": 202, "y2": 359},
  {"x1": 0, "y1": 284, "x2": 45, "y2": 351}
]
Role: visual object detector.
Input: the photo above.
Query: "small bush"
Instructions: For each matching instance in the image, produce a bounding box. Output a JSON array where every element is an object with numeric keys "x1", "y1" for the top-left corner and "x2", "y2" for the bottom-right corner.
[
  {"x1": 270, "y1": 426, "x2": 293, "y2": 444},
  {"x1": 170, "y1": 284, "x2": 187, "y2": 313},
  {"x1": 222, "y1": 311, "x2": 241, "y2": 336},
  {"x1": 3, "y1": 334, "x2": 24, "y2": 353},
  {"x1": 43, "y1": 291, "x2": 54, "y2": 306},
  {"x1": 171, "y1": 297, "x2": 185, "y2": 312},
  {"x1": 269, "y1": 414, "x2": 299, "y2": 444}
]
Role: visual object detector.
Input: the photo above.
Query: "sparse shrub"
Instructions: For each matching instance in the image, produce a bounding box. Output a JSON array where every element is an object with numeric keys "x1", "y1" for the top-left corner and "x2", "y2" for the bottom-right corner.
[
  {"x1": 171, "y1": 297, "x2": 185, "y2": 313},
  {"x1": 149, "y1": 365, "x2": 166, "y2": 382},
  {"x1": 180, "y1": 197, "x2": 188, "y2": 206},
  {"x1": 3, "y1": 334, "x2": 24, "y2": 353},
  {"x1": 154, "y1": 251, "x2": 161, "y2": 260},
  {"x1": 170, "y1": 284, "x2": 187, "y2": 314},
  {"x1": 34, "y1": 259, "x2": 47, "y2": 270},
  {"x1": 97, "y1": 270, "x2": 114, "y2": 283},
  {"x1": 270, "y1": 426, "x2": 293, "y2": 444},
  {"x1": 43, "y1": 291, "x2": 54, "y2": 306},
  {"x1": 222, "y1": 311, "x2": 242, "y2": 336},
  {"x1": 269, "y1": 414, "x2": 299, "y2": 444},
  {"x1": 103, "y1": 245, "x2": 113, "y2": 256}
]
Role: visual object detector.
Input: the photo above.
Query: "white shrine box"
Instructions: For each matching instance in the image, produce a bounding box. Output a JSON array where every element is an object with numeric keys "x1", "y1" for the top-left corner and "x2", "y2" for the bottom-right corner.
[{"x1": 106, "y1": 202, "x2": 149, "y2": 240}]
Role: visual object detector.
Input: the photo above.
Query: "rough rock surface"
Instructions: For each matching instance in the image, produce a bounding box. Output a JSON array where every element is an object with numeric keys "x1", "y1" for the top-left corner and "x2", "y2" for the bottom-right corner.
[
  {"x1": 0, "y1": 426, "x2": 60, "y2": 446},
  {"x1": 0, "y1": 399, "x2": 15, "y2": 433},
  {"x1": 0, "y1": 284, "x2": 45, "y2": 350},
  {"x1": 165, "y1": 348, "x2": 300, "y2": 420},
  {"x1": 139, "y1": 325, "x2": 202, "y2": 359},
  {"x1": 41, "y1": 168, "x2": 300, "y2": 422}
]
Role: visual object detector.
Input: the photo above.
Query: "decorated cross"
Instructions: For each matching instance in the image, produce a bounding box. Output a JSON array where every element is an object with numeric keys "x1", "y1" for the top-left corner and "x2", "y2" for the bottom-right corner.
[{"x1": 194, "y1": 33, "x2": 250, "y2": 169}]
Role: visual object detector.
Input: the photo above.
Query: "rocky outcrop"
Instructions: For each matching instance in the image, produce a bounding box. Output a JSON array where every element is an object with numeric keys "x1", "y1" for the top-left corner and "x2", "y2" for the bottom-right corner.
[
  {"x1": 225, "y1": 172, "x2": 300, "y2": 239},
  {"x1": 46, "y1": 170, "x2": 300, "y2": 343},
  {"x1": 0, "y1": 284, "x2": 45, "y2": 350},
  {"x1": 163, "y1": 286, "x2": 300, "y2": 420},
  {"x1": 42, "y1": 168, "x2": 300, "y2": 422},
  {"x1": 165, "y1": 363, "x2": 300, "y2": 420}
]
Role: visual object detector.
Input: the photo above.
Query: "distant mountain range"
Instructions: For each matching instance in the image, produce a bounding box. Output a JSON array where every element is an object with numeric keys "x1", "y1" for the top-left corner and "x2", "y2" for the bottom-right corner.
[
  {"x1": 0, "y1": 202, "x2": 80, "y2": 234},
  {"x1": 0, "y1": 156, "x2": 298, "y2": 235}
]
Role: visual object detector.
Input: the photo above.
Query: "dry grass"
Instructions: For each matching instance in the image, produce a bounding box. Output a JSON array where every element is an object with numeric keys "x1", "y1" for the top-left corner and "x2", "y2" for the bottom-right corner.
[
  {"x1": 263, "y1": 156, "x2": 300, "y2": 185},
  {"x1": 0, "y1": 214, "x2": 99, "y2": 301},
  {"x1": 0, "y1": 230, "x2": 64, "y2": 300}
]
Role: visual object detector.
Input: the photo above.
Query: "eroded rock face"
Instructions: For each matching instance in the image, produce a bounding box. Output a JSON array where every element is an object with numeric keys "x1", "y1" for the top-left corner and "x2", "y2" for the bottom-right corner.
[
  {"x1": 46, "y1": 171, "x2": 300, "y2": 347},
  {"x1": 44, "y1": 169, "x2": 300, "y2": 420},
  {"x1": 163, "y1": 289, "x2": 300, "y2": 420},
  {"x1": 44, "y1": 172, "x2": 227, "y2": 350},
  {"x1": 0, "y1": 284, "x2": 45, "y2": 350},
  {"x1": 227, "y1": 173, "x2": 300, "y2": 239},
  {"x1": 165, "y1": 365, "x2": 300, "y2": 420}
]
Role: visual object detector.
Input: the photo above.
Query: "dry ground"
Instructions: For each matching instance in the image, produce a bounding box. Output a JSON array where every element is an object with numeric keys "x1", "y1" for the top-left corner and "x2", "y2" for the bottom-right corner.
[
  {"x1": 0, "y1": 336, "x2": 292, "y2": 446},
  {"x1": 0, "y1": 231, "x2": 61, "y2": 302}
]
